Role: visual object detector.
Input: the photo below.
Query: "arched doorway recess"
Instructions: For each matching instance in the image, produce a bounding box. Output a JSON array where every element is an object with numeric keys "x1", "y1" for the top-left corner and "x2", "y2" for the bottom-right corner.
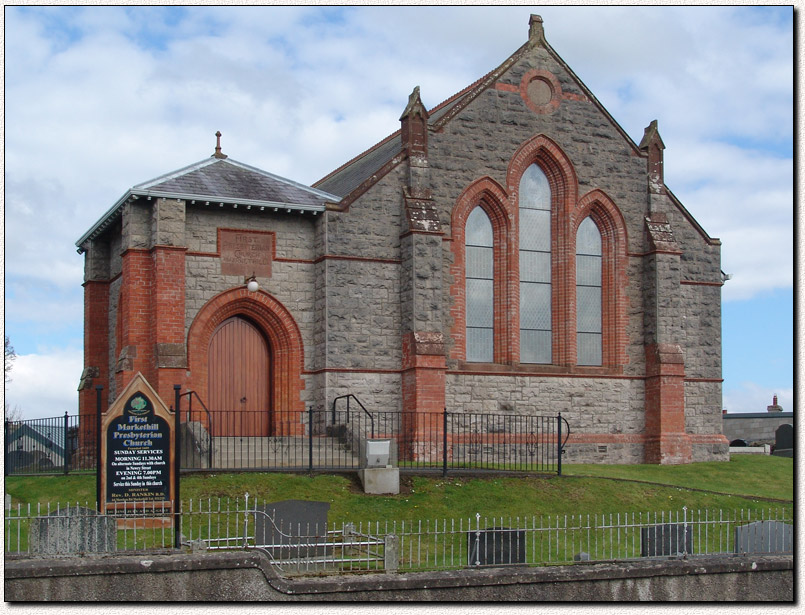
[{"x1": 187, "y1": 288, "x2": 306, "y2": 436}]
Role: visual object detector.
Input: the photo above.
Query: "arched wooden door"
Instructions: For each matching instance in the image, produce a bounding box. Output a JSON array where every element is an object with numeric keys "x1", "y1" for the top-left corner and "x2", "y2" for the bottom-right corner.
[{"x1": 208, "y1": 316, "x2": 271, "y2": 436}]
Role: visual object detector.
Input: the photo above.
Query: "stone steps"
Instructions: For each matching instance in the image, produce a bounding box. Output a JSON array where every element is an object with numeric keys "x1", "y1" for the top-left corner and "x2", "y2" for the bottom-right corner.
[{"x1": 208, "y1": 435, "x2": 360, "y2": 469}]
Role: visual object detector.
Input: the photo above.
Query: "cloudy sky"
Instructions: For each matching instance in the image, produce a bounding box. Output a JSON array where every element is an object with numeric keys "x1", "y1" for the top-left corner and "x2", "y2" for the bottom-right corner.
[{"x1": 3, "y1": 5, "x2": 795, "y2": 419}]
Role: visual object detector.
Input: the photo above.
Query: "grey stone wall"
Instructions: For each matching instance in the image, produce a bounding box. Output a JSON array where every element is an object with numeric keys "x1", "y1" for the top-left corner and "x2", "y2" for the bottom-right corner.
[
  {"x1": 324, "y1": 371, "x2": 403, "y2": 415},
  {"x1": 722, "y1": 413, "x2": 794, "y2": 445},
  {"x1": 5, "y1": 552, "x2": 792, "y2": 602},
  {"x1": 445, "y1": 373, "x2": 645, "y2": 464},
  {"x1": 184, "y1": 206, "x2": 319, "y2": 369},
  {"x1": 121, "y1": 200, "x2": 151, "y2": 251},
  {"x1": 682, "y1": 284, "x2": 722, "y2": 380},
  {"x1": 400, "y1": 232, "x2": 443, "y2": 335},
  {"x1": 151, "y1": 198, "x2": 185, "y2": 247},
  {"x1": 320, "y1": 260, "x2": 401, "y2": 371},
  {"x1": 324, "y1": 165, "x2": 405, "y2": 260}
]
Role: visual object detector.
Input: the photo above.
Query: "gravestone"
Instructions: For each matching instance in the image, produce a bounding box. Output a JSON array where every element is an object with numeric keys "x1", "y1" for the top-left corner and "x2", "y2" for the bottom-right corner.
[
  {"x1": 29, "y1": 506, "x2": 117, "y2": 555},
  {"x1": 773, "y1": 424, "x2": 793, "y2": 457},
  {"x1": 467, "y1": 528, "x2": 526, "y2": 566},
  {"x1": 254, "y1": 500, "x2": 330, "y2": 559},
  {"x1": 734, "y1": 520, "x2": 793, "y2": 554},
  {"x1": 180, "y1": 421, "x2": 211, "y2": 469},
  {"x1": 640, "y1": 523, "x2": 692, "y2": 557}
]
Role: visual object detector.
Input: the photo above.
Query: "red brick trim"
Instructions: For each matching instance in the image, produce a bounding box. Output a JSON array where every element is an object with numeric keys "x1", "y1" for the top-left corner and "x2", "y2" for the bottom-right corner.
[
  {"x1": 115, "y1": 249, "x2": 155, "y2": 394},
  {"x1": 644, "y1": 343, "x2": 692, "y2": 464},
  {"x1": 566, "y1": 433, "x2": 648, "y2": 444},
  {"x1": 186, "y1": 288, "x2": 306, "y2": 434},
  {"x1": 400, "y1": 229, "x2": 444, "y2": 239},
  {"x1": 314, "y1": 254, "x2": 402, "y2": 265},
  {"x1": 448, "y1": 369, "x2": 638, "y2": 380},
  {"x1": 448, "y1": 176, "x2": 514, "y2": 363},
  {"x1": 80, "y1": 280, "x2": 110, "y2": 449},
  {"x1": 495, "y1": 83, "x2": 519, "y2": 93},
  {"x1": 305, "y1": 367, "x2": 401, "y2": 375}
]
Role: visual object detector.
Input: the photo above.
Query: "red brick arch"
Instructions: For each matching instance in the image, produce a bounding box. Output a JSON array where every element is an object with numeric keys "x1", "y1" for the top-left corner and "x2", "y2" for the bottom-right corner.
[{"x1": 186, "y1": 288, "x2": 305, "y2": 435}]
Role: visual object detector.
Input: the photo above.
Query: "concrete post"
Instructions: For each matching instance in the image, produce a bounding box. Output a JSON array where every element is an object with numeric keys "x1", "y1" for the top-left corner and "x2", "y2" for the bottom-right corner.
[{"x1": 384, "y1": 534, "x2": 399, "y2": 573}]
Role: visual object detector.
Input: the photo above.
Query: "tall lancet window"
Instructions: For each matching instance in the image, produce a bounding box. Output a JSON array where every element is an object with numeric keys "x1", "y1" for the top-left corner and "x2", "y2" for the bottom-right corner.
[
  {"x1": 465, "y1": 206, "x2": 494, "y2": 362},
  {"x1": 519, "y1": 164, "x2": 552, "y2": 364},
  {"x1": 576, "y1": 217, "x2": 602, "y2": 366}
]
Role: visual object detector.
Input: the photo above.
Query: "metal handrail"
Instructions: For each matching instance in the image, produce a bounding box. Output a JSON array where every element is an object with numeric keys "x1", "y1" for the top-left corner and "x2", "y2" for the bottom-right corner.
[{"x1": 331, "y1": 394, "x2": 375, "y2": 438}]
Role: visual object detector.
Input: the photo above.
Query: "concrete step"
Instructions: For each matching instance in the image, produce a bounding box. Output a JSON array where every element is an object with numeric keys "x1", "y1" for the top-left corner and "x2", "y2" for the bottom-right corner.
[{"x1": 208, "y1": 436, "x2": 361, "y2": 469}]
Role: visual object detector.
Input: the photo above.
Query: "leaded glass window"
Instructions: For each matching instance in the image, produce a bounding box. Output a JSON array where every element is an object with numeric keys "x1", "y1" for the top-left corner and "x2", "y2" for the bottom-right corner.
[
  {"x1": 576, "y1": 217, "x2": 602, "y2": 365},
  {"x1": 466, "y1": 207, "x2": 493, "y2": 362},
  {"x1": 519, "y1": 164, "x2": 551, "y2": 364}
]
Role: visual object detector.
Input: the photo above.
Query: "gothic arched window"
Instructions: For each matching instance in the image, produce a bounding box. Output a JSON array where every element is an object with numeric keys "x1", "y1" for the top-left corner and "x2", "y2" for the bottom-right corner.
[
  {"x1": 465, "y1": 206, "x2": 494, "y2": 362},
  {"x1": 519, "y1": 163, "x2": 552, "y2": 364},
  {"x1": 576, "y1": 216, "x2": 602, "y2": 365}
]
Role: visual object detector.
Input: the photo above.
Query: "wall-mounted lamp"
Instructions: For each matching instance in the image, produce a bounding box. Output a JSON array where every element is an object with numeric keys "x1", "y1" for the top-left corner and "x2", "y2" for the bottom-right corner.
[{"x1": 245, "y1": 273, "x2": 259, "y2": 292}]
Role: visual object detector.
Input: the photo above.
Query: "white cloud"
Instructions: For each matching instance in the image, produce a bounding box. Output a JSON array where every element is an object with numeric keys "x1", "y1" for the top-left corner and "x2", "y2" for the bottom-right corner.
[
  {"x1": 4, "y1": 349, "x2": 84, "y2": 420},
  {"x1": 723, "y1": 382, "x2": 794, "y2": 415},
  {"x1": 3, "y1": 6, "x2": 794, "y2": 416}
]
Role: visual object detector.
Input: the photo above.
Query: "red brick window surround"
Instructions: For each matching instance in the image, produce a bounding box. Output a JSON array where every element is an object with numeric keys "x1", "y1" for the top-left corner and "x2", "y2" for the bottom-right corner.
[
  {"x1": 450, "y1": 135, "x2": 628, "y2": 371},
  {"x1": 449, "y1": 177, "x2": 514, "y2": 364},
  {"x1": 571, "y1": 190, "x2": 629, "y2": 369}
]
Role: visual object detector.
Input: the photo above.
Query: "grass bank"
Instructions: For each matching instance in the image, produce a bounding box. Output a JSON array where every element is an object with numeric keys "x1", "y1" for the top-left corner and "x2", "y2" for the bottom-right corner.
[{"x1": 5, "y1": 456, "x2": 793, "y2": 523}]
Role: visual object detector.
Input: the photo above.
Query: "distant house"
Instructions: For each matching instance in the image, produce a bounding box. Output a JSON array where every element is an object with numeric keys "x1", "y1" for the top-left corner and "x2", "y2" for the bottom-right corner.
[
  {"x1": 5, "y1": 423, "x2": 69, "y2": 472},
  {"x1": 722, "y1": 396, "x2": 793, "y2": 447}
]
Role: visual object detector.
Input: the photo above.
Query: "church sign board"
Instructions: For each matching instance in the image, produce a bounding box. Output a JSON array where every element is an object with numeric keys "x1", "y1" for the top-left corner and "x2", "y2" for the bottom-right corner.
[{"x1": 100, "y1": 373, "x2": 176, "y2": 510}]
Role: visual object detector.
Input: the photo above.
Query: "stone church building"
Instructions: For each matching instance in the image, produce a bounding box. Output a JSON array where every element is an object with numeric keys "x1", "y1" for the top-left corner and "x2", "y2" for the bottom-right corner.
[{"x1": 77, "y1": 15, "x2": 728, "y2": 464}]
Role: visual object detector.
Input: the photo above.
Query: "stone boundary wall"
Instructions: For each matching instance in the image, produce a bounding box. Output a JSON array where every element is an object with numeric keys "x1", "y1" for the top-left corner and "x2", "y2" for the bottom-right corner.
[
  {"x1": 722, "y1": 413, "x2": 793, "y2": 445},
  {"x1": 4, "y1": 552, "x2": 792, "y2": 602}
]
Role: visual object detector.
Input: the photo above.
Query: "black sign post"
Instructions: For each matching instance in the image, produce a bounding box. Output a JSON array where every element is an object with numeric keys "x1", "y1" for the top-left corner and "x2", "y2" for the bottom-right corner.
[{"x1": 173, "y1": 384, "x2": 182, "y2": 549}]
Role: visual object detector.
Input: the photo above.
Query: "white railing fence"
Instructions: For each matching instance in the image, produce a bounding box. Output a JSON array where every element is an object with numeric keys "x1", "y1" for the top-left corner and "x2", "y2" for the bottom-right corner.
[{"x1": 5, "y1": 499, "x2": 793, "y2": 575}]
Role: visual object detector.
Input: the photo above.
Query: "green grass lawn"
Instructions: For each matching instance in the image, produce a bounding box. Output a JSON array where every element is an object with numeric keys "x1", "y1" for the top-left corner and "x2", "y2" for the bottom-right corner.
[{"x1": 5, "y1": 456, "x2": 793, "y2": 524}]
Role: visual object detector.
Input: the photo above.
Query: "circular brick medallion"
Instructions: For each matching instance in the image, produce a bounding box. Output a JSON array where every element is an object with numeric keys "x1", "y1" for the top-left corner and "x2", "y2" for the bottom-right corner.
[{"x1": 520, "y1": 69, "x2": 562, "y2": 114}]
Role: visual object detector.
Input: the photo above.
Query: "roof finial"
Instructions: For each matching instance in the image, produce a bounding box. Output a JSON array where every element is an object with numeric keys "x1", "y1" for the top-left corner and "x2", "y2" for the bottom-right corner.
[
  {"x1": 529, "y1": 14, "x2": 545, "y2": 45},
  {"x1": 213, "y1": 131, "x2": 228, "y2": 159}
]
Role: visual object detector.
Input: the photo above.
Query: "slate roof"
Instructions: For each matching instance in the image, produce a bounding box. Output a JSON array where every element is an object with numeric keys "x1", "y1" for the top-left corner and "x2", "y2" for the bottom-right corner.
[
  {"x1": 135, "y1": 158, "x2": 337, "y2": 208},
  {"x1": 319, "y1": 46, "x2": 520, "y2": 198},
  {"x1": 77, "y1": 157, "x2": 341, "y2": 251},
  {"x1": 7, "y1": 424, "x2": 66, "y2": 458}
]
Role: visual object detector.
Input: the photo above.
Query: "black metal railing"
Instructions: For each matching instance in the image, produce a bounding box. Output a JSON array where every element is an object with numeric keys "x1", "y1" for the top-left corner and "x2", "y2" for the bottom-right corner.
[
  {"x1": 176, "y1": 405, "x2": 569, "y2": 475},
  {"x1": 5, "y1": 413, "x2": 97, "y2": 475},
  {"x1": 6, "y1": 403, "x2": 570, "y2": 477}
]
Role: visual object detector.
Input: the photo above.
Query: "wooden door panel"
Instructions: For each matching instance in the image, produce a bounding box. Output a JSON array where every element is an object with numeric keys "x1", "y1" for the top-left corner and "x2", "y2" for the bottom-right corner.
[{"x1": 208, "y1": 317, "x2": 270, "y2": 436}]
